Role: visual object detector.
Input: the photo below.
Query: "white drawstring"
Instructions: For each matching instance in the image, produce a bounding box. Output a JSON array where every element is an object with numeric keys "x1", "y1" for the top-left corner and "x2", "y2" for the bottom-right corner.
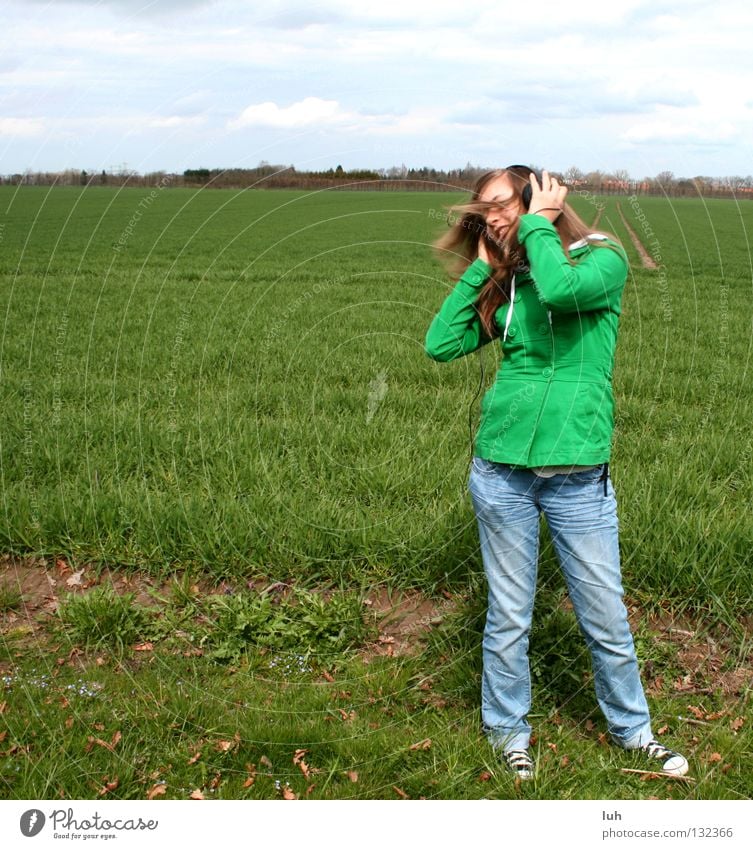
[{"x1": 502, "y1": 274, "x2": 516, "y2": 343}]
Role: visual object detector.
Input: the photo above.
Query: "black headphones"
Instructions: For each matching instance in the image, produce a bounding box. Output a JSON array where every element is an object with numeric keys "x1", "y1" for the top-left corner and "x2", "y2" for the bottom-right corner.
[{"x1": 506, "y1": 164, "x2": 542, "y2": 211}]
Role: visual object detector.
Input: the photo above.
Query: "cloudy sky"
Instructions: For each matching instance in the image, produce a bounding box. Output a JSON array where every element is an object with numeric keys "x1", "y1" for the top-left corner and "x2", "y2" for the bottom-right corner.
[{"x1": 2, "y1": 0, "x2": 751, "y2": 178}]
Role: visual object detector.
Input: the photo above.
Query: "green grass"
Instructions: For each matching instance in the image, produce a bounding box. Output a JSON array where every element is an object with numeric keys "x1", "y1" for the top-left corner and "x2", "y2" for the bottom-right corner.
[
  {"x1": 0, "y1": 582, "x2": 23, "y2": 613},
  {"x1": 2, "y1": 577, "x2": 751, "y2": 800},
  {"x1": 0, "y1": 185, "x2": 751, "y2": 617},
  {"x1": 57, "y1": 585, "x2": 147, "y2": 651},
  {"x1": 1, "y1": 185, "x2": 752, "y2": 799}
]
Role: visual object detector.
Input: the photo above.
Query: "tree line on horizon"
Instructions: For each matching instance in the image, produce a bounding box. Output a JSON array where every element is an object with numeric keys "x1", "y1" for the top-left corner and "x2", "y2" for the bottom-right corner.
[{"x1": 4, "y1": 161, "x2": 753, "y2": 198}]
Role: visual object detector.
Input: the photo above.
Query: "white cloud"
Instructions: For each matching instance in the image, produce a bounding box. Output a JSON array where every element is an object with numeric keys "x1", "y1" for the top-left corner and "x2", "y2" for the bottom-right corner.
[
  {"x1": 228, "y1": 98, "x2": 466, "y2": 138},
  {"x1": 3, "y1": 0, "x2": 753, "y2": 175},
  {"x1": 623, "y1": 120, "x2": 739, "y2": 145},
  {"x1": 0, "y1": 117, "x2": 45, "y2": 137},
  {"x1": 228, "y1": 97, "x2": 346, "y2": 129}
]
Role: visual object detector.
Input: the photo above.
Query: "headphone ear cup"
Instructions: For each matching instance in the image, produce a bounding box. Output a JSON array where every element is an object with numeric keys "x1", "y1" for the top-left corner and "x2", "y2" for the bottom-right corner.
[{"x1": 520, "y1": 170, "x2": 543, "y2": 211}]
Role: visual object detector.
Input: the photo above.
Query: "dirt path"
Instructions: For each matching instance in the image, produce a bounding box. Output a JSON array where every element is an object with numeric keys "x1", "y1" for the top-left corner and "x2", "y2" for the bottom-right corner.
[{"x1": 616, "y1": 202, "x2": 657, "y2": 269}]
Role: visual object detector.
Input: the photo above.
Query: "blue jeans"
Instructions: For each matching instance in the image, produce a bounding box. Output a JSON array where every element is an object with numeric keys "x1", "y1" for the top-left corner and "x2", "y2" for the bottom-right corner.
[{"x1": 468, "y1": 457, "x2": 653, "y2": 753}]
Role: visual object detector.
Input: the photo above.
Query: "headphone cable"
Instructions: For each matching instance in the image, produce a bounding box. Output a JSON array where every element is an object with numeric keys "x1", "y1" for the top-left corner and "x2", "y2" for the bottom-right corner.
[{"x1": 466, "y1": 353, "x2": 485, "y2": 489}]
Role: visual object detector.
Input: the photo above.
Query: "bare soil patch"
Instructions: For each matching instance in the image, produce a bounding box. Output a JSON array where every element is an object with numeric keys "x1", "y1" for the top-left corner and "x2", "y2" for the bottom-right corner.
[{"x1": 2, "y1": 556, "x2": 752, "y2": 696}]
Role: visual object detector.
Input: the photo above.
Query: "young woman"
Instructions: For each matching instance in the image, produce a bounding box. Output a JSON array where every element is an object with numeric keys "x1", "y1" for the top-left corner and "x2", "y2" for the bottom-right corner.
[{"x1": 425, "y1": 165, "x2": 688, "y2": 780}]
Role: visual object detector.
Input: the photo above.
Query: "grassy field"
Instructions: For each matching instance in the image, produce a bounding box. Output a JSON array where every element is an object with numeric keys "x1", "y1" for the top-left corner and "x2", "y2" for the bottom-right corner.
[{"x1": 1, "y1": 185, "x2": 752, "y2": 800}]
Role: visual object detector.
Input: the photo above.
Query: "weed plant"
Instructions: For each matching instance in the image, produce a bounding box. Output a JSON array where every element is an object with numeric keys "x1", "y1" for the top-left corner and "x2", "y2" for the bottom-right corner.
[{"x1": 57, "y1": 586, "x2": 147, "y2": 650}]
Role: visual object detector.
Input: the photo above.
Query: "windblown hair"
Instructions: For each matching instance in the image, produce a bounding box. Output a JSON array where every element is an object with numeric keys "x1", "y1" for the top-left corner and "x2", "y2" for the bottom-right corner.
[{"x1": 434, "y1": 165, "x2": 624, "y2": 339}]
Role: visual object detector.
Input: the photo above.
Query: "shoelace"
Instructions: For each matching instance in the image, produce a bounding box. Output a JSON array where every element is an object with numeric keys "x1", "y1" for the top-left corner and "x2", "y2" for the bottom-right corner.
[
  {"x1": 645, "y1": 740, "x2": 683, "y2": 762},
  {"x1": 505, "y1": 750, "x2": 534, "y2": 772}
]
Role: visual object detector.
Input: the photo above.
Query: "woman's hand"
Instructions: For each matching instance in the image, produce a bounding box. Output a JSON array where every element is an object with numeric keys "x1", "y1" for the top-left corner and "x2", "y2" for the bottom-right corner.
[{"x1": 528, "y1": 170, "x2": 568, "y2": 222}]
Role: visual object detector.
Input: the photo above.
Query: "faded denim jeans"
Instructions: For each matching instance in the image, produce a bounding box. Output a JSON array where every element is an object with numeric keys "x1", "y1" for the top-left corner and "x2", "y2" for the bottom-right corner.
[{"x1": 468, "y1": 457, "x2": 654, "y2": 753}]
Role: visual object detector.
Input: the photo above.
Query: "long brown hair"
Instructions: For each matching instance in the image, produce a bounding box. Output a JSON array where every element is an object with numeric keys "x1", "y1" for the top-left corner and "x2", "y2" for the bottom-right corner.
[{"x1": 434, "y1": 165, "x2": 623, "y2": 339}]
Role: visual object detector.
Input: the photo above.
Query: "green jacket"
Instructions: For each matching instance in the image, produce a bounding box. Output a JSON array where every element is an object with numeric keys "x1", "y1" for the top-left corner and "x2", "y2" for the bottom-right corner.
[{"x1": 425, "y1": 214, "x2": 628, "y2": 467}]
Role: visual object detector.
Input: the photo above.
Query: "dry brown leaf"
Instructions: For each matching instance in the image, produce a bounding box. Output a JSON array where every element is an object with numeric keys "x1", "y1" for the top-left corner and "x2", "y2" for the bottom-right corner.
[
  {"x1": 243, "y1": 763, "x2": 257, "y2": 788},
  {"x1": 64, "y1": 716, "x2": 74, "y2": 730},
  {"x1": 56, "y1": 559, "x2": 71, "y2": 575},
  {"x1": 293, "y1": 749, "x2": 312, "y2": 778},
  {"x1": 147, "y1": 783, "x2": 167, "y2": 799},
  {"x1": 209, "y1": 772, "x2": 222, "y2": 790},
  {"x1": 187, "y1": 749, "x2": 202, "y2": 765},
  {"x1": 560, "y1": 756, "x2": 570, "y2": 767},
  {"x1": 0, "y1": 731, "x2": 7, "y2": 743},
  {"x1": 98, "y1": 777, "x2": 119, "y2": 796},
  {"x1": 281, "y1": 785, "x2": 297, "y2": 800},
  {"x1": 478, "y1": 771, "x2": 491, "y2": 782},
  {"x1": 585, "y1": 719, "x2": 595, "y2": 732},
  {"x1": 260, "y1": 755, "x2": 273, "y2": 769},
  {"x1": 345, "y1": 770, "x2": 359, "y2": 783},
  {"x1": 66, "y1": 569, "x2": 85, "y2": 588},
  {"x1": 322, "y1": 670, "x2": 335, "y2": 683},
  {"x1": 377, "y1": 635, "x2": 395, "y2": 644},
  {"x1": 708, "y1": 752, "x2": 723, "y2": 763},
  {"x1": 88, "y1": 730, "x2": 120, "y2": 753},
  {"x1": 338, "y1": 708, "x2": 356, "y2": 722},
  {"x1": 306, "y1": 784, "x2": 316, "y2": 795},
  {"x1": 656, "y1": 724, "x2": 669, "y2": 735},
  {"x1": 0, "y1": 702, "x2": 6, "y2": 715},
  {"x1": 731, "y1": 716, "x2": 745, "y2": 731},
  {"x1": 705, "y1": 710, "x2": 726, "y2": 721},
  {"x1": 94, "y1": 723, "x2": 105, "y2": 731},
  {"x1": 547, "y1": 743, "x2": 558, "y2": 752},
  {"x1": 189, "y1": 789, "x2": 205, "y2": 800},
  {"x1": 134, "y1": 643, "x2": 154, "y2": 652},
  {"x1": 216, "y1": 740, "x2": 236, "y2": 753},
  {"x1": 687, "y1": 705, "x2": 705, "y2": 720},
  {"x1": 409, "y1": 738, "x2": 432, "y2": 751},
  {"x1": 393, "y1": 786, "x2": 410, "y2": 799}
]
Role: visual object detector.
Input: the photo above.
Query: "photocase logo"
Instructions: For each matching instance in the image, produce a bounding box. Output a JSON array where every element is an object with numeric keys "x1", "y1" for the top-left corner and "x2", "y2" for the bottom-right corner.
[{"x1": 20, "y1": 809, "x2": 46, "y2": 837}]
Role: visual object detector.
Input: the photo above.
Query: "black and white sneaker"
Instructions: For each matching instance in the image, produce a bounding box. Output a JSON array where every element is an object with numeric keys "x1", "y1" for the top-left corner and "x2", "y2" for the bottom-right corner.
[
  {"x1": 642, "y1": 740, "x2": 689, "y2": 776},
  {"x1": 503, "y1": 749, "x2": 535, "y2": 780}
]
